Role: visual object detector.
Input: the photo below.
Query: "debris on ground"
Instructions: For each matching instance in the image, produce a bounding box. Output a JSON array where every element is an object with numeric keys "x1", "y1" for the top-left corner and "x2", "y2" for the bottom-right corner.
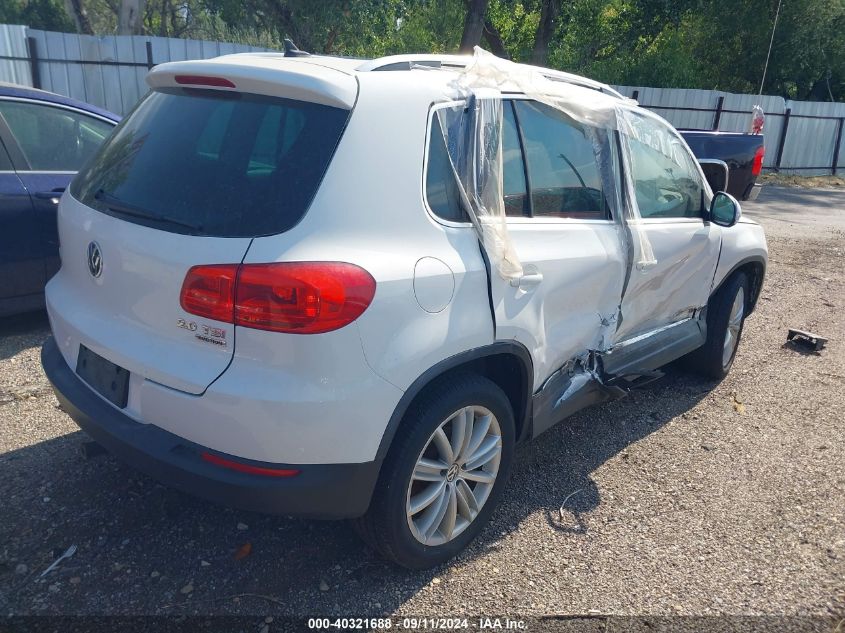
[
  {"x1": 39, "y1": 544, "x2": 77, "y2": 578},
  {"x1": 786, "y1": 328, "x2": 828, "y2": 352},
  {"x1": 233, "y1": 543, "x2": 252, "y2": 561},
  {"x1": 559, "y1": 488, "x2": 584, "y2": 519}
]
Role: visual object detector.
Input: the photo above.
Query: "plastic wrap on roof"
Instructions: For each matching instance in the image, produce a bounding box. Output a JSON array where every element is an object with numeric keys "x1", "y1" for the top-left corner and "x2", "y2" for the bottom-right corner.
[{"x1": 436, "y1": 47, "x2": 709, "y2": 279}]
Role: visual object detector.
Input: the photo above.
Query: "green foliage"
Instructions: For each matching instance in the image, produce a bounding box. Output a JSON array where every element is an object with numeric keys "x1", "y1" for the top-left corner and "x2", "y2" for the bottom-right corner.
[
  {"x1": 0, "y1": 0, "x2": 75, "y2": 31},
  {"x1": 21, "y1": 0, "x2": 845, "y2": 101}
]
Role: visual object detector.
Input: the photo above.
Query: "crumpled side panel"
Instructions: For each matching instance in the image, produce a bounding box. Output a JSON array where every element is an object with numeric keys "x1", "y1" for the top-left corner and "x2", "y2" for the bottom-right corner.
[{"x1": 438, "y1": 47, "x2": 716, "y2": 357}]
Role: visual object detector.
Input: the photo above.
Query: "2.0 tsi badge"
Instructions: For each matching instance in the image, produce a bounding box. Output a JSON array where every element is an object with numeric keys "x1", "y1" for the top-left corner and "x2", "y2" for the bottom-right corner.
[{"x1": 87, "y1": 242, "x2": 103, "y2": 278}]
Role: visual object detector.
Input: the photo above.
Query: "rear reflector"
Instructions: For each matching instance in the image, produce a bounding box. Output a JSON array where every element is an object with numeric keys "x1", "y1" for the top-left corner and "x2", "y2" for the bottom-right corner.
[
  {"x1": 752, "y1": 145, "x2": 765, "y2": 176},
  {"x1": 180, "y1": 262, "x2": 376, "y2": 334},
  {"x1": 201, "y1": 451, "x2": 300, "y2": 478},
  {"x1": 174, "y1": 75, "x2": 236, "y2": 88}
]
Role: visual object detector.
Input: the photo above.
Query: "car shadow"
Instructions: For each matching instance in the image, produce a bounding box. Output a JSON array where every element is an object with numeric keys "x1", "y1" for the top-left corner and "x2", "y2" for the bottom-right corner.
[
  {"x1": 0, "y1": 342, "x2": 716, "y2": 616},
  {"x1": 0, "y1": 310, "x2": 50, "y2": 362}
]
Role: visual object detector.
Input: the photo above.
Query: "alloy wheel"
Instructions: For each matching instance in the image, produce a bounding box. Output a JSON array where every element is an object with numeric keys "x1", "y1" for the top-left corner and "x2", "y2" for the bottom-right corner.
[
  {"x1": 406, "y1": 406, "x2": 502, "y2": 546},
  {"x1": 722, "y1": 286, "x2": 745, "y2": 368}
]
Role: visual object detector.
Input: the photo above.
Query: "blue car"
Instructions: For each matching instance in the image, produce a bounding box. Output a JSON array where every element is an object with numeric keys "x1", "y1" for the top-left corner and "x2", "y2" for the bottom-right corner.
[{"x1": 0, "y1": 83, "x2": 119, "y2": 317}]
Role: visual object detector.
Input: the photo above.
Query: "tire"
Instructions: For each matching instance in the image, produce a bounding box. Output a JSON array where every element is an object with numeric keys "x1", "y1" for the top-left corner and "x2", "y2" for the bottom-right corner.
[
  {"x1": 685, "y1": 272, "x2": 749, "y2": 380},
  {"x1": 352, "y1": 372, "x2": 515, "y2": 569}
]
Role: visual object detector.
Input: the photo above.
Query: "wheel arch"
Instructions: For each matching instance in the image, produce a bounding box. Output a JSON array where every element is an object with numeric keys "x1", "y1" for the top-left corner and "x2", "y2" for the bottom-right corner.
[
  {"x1": 712, "y1": 256, "x2": 766, "y2": 314},
  {"x1": 374, "y1": 342, "x2": 534, "y2": 462}
]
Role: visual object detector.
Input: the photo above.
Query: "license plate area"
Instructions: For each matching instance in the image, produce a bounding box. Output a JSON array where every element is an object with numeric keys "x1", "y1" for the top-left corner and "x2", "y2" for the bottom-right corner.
[{"x1": 76, "y1": 345, "x2": 130, "y2": 409}]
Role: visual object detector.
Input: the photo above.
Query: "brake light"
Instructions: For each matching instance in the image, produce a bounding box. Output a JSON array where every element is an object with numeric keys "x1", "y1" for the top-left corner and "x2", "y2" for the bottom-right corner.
[
  {"x1": 201, "y1": 451, "x2": 300, "y2": 478},
  {"x1": 174, "y1": 75, "x2": 236, "y2": 88},
  {"x1": 752, "y1": 145, "x2": 765, "y2": 176},
  {"x1": 180, "y1": 262, "x2": 376, "y2": 334}
]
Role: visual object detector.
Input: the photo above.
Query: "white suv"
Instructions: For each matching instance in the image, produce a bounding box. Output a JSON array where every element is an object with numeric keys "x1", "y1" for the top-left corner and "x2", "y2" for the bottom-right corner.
[{"x1": 42, "y1": 51, "x2": 767, "y2": 569}]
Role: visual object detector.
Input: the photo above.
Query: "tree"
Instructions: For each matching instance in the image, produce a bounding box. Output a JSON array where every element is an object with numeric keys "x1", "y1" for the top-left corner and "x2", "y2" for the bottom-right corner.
[
  {"x1": 0, "y1": 0, "x2": 76, "y2": 31},
  {"x1": 530, "y1": 0, "x2": 558, "y2": 65},
  {"x1": 459, "y1": 0, "x2": 489, "y2": 52},
  {"x1": 118, "y1": 0, "x2": 145, "y2": 34}
]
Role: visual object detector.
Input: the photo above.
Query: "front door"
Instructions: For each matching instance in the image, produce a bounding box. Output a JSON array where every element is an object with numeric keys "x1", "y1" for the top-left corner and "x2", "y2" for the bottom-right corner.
[{"x1": 614, "y1": 112, "x2": 722, "y2": 342}]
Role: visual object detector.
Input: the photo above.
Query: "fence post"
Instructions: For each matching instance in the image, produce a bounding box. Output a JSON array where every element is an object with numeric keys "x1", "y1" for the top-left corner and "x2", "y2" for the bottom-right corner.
[
  {"x1": 145, "y1": 41, "x2": 154, "y2": 69},
  {"x1": 26, "y1": 36, "x2": 41, "y2": 89},
  {"x1": 712, "y1": 96, "x2": 724, "y2": 131},
  {"x1": 775, "y1": 107, "x2": 791, "y2": 171},
  {"x1": 833, "y1": 118, "x2": 844, "y2": 175}
]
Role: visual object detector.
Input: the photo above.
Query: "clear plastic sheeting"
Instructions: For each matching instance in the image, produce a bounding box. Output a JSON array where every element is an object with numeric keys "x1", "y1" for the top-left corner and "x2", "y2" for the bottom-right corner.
[
  {"x1": 436, "y1": 47, "x2": 717, "y2": 279},
  {"x1": 436, "y1": 93, "x2": 522, "y2": 279}
]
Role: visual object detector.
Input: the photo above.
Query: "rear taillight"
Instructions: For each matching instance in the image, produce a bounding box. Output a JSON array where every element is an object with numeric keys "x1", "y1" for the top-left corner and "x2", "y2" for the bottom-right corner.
[
  {"x1": 180, "y1": 264, "x2": 238, "y2": 322},
  {"x1": 180, "y1": 262, "x2": 376, "y2": 334},
  {"x1": 752, "y1": 145, "x2": 765, "y2": 176}
]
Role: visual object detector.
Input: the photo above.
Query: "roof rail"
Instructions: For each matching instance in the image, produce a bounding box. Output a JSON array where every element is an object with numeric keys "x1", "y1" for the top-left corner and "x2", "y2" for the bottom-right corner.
[{"x1": 356, "y1": 53, "x2": 624, "y2": 99}]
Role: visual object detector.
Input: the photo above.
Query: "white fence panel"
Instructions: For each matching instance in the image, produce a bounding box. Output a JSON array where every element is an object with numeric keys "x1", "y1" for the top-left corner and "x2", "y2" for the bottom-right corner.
[
  {"x1": 616, "y1": 85, "x2": 720, "y2": 130},
  {"x1": 0, "y1": 24, "x2": 31, "y2": 86},
  {"x1": 780, "y1": 100, "x2": 845, "y2": 175}
]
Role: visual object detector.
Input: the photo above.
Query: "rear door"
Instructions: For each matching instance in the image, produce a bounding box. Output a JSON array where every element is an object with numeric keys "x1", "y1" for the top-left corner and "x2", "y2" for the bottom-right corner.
[
  {"x1": 49, "y1": 83, "x2": 352, "y2": 395},
  {"x1": 490, "y1": 100, "x2": 627, "y2": 390},
  {"x1": 0, "y1": 98, "x2": 116, "y2": 281}
]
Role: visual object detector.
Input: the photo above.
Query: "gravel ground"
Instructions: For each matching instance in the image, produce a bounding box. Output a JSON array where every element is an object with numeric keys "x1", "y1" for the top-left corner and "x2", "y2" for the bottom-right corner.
[{"x1": 0, "y1": 186, "x2": 842, "y2": 621}]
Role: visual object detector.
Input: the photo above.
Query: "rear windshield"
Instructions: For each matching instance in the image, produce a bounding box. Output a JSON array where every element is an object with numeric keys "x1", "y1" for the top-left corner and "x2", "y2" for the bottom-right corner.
[{"x1": 71, "y1": 88, "x2": 349, "y2": 237}]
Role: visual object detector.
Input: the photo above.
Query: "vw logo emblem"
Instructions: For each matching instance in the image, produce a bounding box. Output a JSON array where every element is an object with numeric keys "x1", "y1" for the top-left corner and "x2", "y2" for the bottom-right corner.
[
  {"x1": 87, "y1": 242, "x2": 103, "y2": 278},
  {"x1": 446, "y1": 463, "x2": 460, "y2": 482}
]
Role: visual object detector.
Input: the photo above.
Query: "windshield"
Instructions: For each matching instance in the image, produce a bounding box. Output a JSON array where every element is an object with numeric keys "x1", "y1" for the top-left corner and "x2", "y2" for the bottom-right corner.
[{"x1": 71, "y1": 88, "x2": 349, "y2": 237}]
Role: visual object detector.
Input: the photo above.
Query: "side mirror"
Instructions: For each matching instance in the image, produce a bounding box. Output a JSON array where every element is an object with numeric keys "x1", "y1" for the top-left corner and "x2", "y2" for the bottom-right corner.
[
  {"x1": 709, "y1": 191, "x2": 741, "y2": 227},
  {"x1": 698, "y1": 158, "x2": 730, "y2": 193}
]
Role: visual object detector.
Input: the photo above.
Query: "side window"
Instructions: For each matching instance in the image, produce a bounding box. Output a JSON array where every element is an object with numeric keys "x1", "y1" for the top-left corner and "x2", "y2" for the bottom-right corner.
[
  {"x1": 0, "y1": 100, "x2": 113, "y2": 171},
  {"x1": 426, "y1": 114, "x2": 467, "y2": 222},
  {"x1": 514, "y1": 100, "x2": 609, "y2": 220},
  {"x1": 502, "y1": 101, "x2": 528, "y2": 217},
  {"x1": 425, "y1": 101, "x2": 528, "y2": 222},
  {"x1": 626, "y1": 114, "x2": 704, "y2": 219}
]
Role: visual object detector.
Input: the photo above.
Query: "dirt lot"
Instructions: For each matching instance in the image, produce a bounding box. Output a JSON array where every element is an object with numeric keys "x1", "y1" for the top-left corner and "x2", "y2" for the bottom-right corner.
[{"x1": 0, "y1": 186, "x2": 842, "y2": 621}]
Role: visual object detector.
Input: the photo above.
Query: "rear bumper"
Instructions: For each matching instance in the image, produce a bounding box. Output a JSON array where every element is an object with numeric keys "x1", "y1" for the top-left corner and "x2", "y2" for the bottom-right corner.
[{"x1": 41, "y1": 336, "x2": 380, "y2": 519}]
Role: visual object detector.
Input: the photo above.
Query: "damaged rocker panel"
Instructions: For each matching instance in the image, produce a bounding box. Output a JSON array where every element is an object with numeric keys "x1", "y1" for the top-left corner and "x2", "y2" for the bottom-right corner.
[{"x1": 531, "y1": 315, "x2": 707, "y2": 437}]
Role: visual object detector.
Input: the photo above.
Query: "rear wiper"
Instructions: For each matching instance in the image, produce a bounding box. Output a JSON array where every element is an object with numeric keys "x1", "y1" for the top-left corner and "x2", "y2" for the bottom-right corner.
[{"x1": 94, "y1": 189, "x2": 203, "y2": 232}]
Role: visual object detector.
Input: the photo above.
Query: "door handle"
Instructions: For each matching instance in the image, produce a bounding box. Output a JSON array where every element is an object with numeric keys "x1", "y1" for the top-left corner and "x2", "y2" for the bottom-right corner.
[
  {"x1": 510, "y1": 271, "x2": 544, "y2": 288},
  {"x1": 34, "y1": 188, "x2": 65, "y2": 202}
]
